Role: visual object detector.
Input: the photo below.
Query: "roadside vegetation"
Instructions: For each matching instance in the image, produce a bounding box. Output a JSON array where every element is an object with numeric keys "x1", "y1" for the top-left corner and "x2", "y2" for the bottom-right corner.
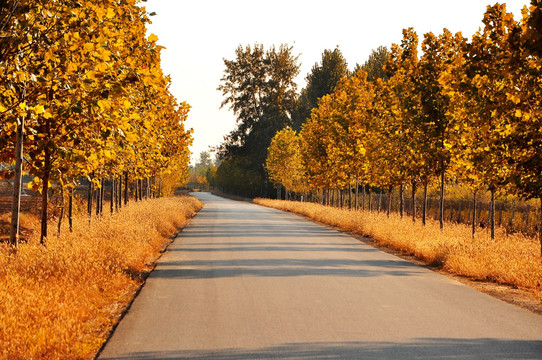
[
  {"x1": 0, "y1": 196, "x2": 202, "y2": 359},
  {"x1": 255, "y1": 198, "x2": 542, "y2": 298}
]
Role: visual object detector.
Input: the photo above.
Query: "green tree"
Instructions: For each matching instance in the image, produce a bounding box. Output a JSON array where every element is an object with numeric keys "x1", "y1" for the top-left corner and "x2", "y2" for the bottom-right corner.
[
  {"x1": 354, "y1": 46, "x2": 390, "y2": 81},
  {"x1": 292, "y1": 47, "x2": 349, "y2": 130},
  {"x1": 217, "y1": 43, "x2": 300, "y2": 197}
]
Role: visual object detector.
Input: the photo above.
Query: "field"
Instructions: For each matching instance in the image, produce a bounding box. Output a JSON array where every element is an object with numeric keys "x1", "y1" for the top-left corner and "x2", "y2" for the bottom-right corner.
[
  {"x1": 255, "y1": 198, "x2": 542, "y2": 298},
  {"x1": 0, "y1": 195, "x2": 202, "y2": 360}
]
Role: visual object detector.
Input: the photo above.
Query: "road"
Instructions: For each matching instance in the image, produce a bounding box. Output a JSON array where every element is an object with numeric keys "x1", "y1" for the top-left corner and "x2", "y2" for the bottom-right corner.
[{"x1": 98, "y1": 192, "x2": 542, "y2": 360}]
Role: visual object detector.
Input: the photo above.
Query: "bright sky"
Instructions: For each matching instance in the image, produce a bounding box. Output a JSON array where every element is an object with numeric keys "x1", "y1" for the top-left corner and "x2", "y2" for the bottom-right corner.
[{"x1": 144, "y1": 0, "x2": 529, "y2": 164}]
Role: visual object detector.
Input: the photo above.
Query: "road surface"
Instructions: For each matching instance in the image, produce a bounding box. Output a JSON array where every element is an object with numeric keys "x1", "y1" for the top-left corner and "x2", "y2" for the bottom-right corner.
[{"x1": 99, "y1": 192, "x2": 542, "y2": 359}]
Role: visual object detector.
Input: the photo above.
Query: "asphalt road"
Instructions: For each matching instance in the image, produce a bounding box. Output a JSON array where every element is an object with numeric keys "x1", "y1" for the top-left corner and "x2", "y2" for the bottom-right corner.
[{"x1": 98, "y1": 192, "x2": 542, "y2": 360}]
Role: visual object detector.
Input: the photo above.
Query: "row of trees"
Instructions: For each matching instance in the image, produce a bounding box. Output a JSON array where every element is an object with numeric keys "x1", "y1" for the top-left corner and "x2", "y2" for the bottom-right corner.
[
  {"x1": 265, "y1": 2, "x2": 542, "y2": 256},
  {"x1": 0, "y1": 0, "x2": 192, "y2": 247}
]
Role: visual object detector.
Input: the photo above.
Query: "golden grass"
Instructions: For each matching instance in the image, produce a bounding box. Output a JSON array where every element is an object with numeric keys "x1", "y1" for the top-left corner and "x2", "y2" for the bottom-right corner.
[
  {"x1": 0, "y1": 196, "x2": 202, "y2": 360},
  {"x1": 254, "y1": 198, "x2": 542, "y2": 293}
]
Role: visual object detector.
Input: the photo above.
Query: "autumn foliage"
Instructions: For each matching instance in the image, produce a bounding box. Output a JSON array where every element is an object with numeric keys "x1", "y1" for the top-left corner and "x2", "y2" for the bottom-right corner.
[
  {"x1": 0, "y1": 0, "x2": 192, "y2": 244},
  {"x1": 266, "y1": 2, "x2": 542, "y2": 255}
]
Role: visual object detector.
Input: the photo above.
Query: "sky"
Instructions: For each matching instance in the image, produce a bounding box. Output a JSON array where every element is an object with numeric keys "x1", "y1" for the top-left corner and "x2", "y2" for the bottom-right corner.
[{"x1": 144, "y1": 0, "x2": 529, "y2": 164}]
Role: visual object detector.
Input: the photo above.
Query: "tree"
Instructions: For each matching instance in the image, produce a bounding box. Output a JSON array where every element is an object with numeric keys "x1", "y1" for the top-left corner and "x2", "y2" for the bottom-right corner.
[
  {"x1": 266, "y1": 127, "x2": 307, "y2": 199},
  {"x1": 0, "y1": 0, "x2": 192, "y2": 245},
  {"x1": 384, "y1": 28, "x2": 422, "y2": 219},
  {"x1": 416, "y1": 29, "x2": 466, "y2": 229},
  {"x1": 292, "y1": 47, "x2": 349, "y2": 130},
  {"x1": 448, "y1": 4, "x2": 519, "y2": 238},
  {"x1": 506, "y1": 0, "x2": 542, "y2": 255},
  {"x1": 354, "y1": 46, "x2": 390, "y2": 81},
  {"x1": 217, "y1": 44, "x2": 300, "y2": 197}
]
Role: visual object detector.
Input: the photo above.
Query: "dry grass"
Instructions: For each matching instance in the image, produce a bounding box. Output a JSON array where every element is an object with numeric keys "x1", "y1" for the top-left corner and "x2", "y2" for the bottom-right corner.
[
  {"x1": 0, "y1": 196, "x2": 202, "y2": 360},
  {"x1": 255, "y1": 198, "x2": 542, "y2": 293}
]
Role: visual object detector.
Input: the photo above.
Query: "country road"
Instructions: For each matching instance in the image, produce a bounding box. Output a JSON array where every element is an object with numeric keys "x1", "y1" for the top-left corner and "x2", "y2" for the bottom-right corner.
[{"x1": 98, "y1": 192, "x2": 542, "y2": 360}]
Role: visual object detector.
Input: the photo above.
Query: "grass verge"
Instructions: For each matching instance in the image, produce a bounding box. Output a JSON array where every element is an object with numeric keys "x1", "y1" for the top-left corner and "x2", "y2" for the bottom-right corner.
[
  {"x1": 254, "y1": 198, "x2": 542, "y2": 296},
  {"x1": 0, "y1": 196, "x2": 202, "y2": 359}
]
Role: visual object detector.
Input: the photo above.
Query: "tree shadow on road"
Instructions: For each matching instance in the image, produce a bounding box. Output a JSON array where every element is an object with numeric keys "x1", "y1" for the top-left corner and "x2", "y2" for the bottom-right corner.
[
  {"x1": 99, "y1": 338, "x2": 542, "y2": 360},
  {"x1": 151, "y1": 257, "x2": 425, "y2": 279}
]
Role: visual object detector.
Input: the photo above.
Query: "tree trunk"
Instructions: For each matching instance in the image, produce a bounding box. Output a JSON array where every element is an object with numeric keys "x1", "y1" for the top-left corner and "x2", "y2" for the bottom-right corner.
[
  {"x1": 378, "y1": 190, "x2": 382, "y2": 212},
  {"x1": 139, "y1": 179, "x2": 143, "y2": 201},
  {"x1": 387, "y1": 186, "x2": 392, "y2": 217},
  {"x1": 158, "y1": 176, "x2": 162, "y2": 198},
  {"x1": 118, "y1": 176, "x2": 122, "y2": 208},
  {"x1": 68, "y1": 187, "x2": 73, "y2": 232},
  {"x1": 539, "y1": 197, "x2": 542, "y2": 259},
  {"x1": 87, "y1": 179, "x2": 93, "y2": 216},
  {"x1": 40, "y1": 147, "x2": 51, "y2": 246},
  {"x1": 490, "y1": 187, "x2": 496, "y2": 239},
  {"x1": 472, "y1": 189, "x2": 478, "y2": 238},
  {"x1": 124, "y1": 172, "x2": 128, "y2": 205},
  {"x1": 411, "y1": 180, "x2": 417, "y2": 222},
  {"x1": 422, "y1": 180, "x2": 428, "y2": 225},
  {"x1": 362, "y1": 185, "x2": 366, "y2": 210},
  {"x1": 368, "y1": 188, "x2": 372, "y2": 211},
  {"x1": 9, "y1": 115, "x2": 25, "y2": 248},
  {"x1": 348, "y1": 182, "x2": 352, "y2": 209},
  {"x1": 110, "y1": 178, "x2": 115, "y2": 214},
  {"x1": 100, "y1": 179, "x2": 105, "y2": 214},
  {"x1": 399, "y1": 184, "x2": 404, "y2": 218},
  {"x1": 355, "y1": 178, "x2": 359, "y2": 211},
  {"x1": 439, "y1": 169, "x2": 445, "y2": 230},
  {"x1": 96, "y1": 180, "x2": 101, "y2": 217},
  {"x1": 57, "y1": 185, "x2": 65, "y2": 236}
]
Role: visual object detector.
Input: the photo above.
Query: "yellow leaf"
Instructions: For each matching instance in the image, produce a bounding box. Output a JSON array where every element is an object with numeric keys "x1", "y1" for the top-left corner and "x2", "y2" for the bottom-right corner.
[
  {"x1": 86, "y1": 70, "x2": 96, "y2": 80},
  {"x1": 123, "y1": 100, "x2": 131, "y2": 109},
  {"x1": 97, "y1": 100, "x2": 109, "y2": 111},
  {"x1": 67, "y1": 62, "x2": 78, "y2": 73},
  {"x1": 125, "y1": 132, "x2": 138, "y2": 142},
  {"x1": 43, "y1": 111, "x2": 53, "y2": 119},
  {"x1": 19, "y1": 102, "x2": 26, "y2": 110},
  {"x1": 95, "y1": 62, "x2": 108, "y2": 73},
  {"x1": 515, "y1": 109, "x2": 522, "y2": 118},
  {"x1": 106, "y1": 8, "x2": 115, "y2": 19},
  {"x1": 148, "y1": 33, "x2": 158, "y2": 43},
  {"x1": 34, "y1": 105, "x2": 44, "y2": 114}
]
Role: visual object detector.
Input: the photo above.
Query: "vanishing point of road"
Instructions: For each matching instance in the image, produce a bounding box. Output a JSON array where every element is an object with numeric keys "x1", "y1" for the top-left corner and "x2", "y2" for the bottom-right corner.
[{"x1": 98, "y1": 192, "x2": 542, "y2": 360}]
